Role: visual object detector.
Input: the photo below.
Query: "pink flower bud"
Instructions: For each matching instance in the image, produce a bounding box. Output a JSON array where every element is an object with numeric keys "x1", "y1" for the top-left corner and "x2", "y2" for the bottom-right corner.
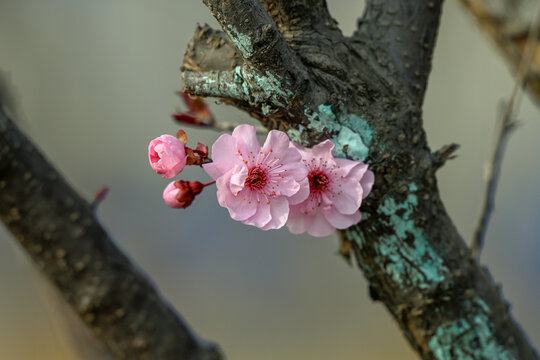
[
  {"x1": 148, "y1": 135, "x2": 187, "y2": 179},
  {"x1": 162, "y1": 180, "x2": 205, "y2": 209}
]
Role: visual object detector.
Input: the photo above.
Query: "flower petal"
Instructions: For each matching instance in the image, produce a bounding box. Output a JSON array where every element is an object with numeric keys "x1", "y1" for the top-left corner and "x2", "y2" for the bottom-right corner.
[
  {"x1": 360, "y1": 169, "x2": 375, "y2": 199},
  {"x1": 204, "y1": 134, "x2": 237, "y2": 179},
  {"x1": 244, "y1": 198, "x2": 272, "y2": 228},
  {"x1": 310, "y1": 140, "x2": 335, "y2": 168},
  {"x1": 215, "y1": 171, "x2": 234, "y2": 208},
  {"x1": 229, "y1": 164, "x2": 248, "y2": 194},
  {"x1": 286, "y1": 205, "x2": 314, "y2": 234},
  {"x1": 286, "y1": 177, "x2": 310, "y2": 205},
  {"x1": 233, "y1": 124, "x2": 260, "y2": 165},
  {"x1": 335, "y1": 158, "x2": 368, "y2": 179},
  {"x1": 260, "y1": 130, "x2": 291, "y2": 157},
  {"x1": 329, "y1": 179, "x2": 363, "y2": 214},
  {"x1": 307, "y1": 209, "x2": 336, "y2": 237},
  {"x1": 260, "y1": 197, "x2": 289, "y2": 230},
  {"x1": 323, "y1": 208, "x2": 362, "y2": 229},
  {"x1": 225, "y1": 187, "x2": 258, "y2": 221}
]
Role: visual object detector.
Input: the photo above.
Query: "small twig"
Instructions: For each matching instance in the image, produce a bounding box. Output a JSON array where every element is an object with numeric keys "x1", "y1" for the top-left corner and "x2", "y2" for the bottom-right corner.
[
  {"x1": 91, "y1": 186, "x2": 109, "y2": 213},
  {"x1": 432, "y1": 143, "x2": 460, "y2": 170},
  {"x1": 471, "y1": 0, "x2": 540, "y2": 259},
  {"x1": 471, "y1": 103, "x2": 517, "y2": 259}
]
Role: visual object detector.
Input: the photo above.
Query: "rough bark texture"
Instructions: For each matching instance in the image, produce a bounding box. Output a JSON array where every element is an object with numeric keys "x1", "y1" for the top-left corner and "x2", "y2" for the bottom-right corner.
[
  {"x1": 0, "y1": 104, "x2": 222, "y2": 360},
  {"x1": 183, "y1": 0, "x2": 539, "y2": 359}
]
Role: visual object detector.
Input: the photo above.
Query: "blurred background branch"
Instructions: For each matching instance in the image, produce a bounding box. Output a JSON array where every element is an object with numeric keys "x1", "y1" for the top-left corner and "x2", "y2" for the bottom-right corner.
[
  {"x1": 460, "y1": 0, "x2": 540, "y2": 104},
  {"x1": 0, "y1": 75, "x2": 223, "y2": 360},
  {"x1": 472, "y1": 0, "x2": 540, "y2": 259}
]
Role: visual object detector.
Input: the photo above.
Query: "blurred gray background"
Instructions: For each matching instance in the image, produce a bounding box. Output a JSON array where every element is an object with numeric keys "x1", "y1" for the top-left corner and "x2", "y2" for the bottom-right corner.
[{"x1": 0, "y1": 1, "x2": 538, "y2": 359}]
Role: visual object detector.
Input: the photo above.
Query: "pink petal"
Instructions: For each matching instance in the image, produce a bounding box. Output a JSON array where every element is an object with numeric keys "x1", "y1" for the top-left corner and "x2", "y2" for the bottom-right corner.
[
  {"x1": 233, "y1": 124, "x2": 260, "y2": 164},
  {"x1": 229, "y1": 164, "x2": 248, "y2": 194},
  {"x1": 278, "y1": 162, "x2": 308, "y2": 185},
  {"x1": 330, "y1": 179, "x2": 363, "y2": 214},
  {"x1": 162, "y1": 182, "x2": 182, "y2": 208},
  {"x1": 260, "y1": 130, "x2": 291, "y2": 156},
  {"x1": 203, "y1": 134, "x2": 237, "y2": 179},
  {"x1": 260, "y1": 197, "x2": 289, "y2": 230},
  {"x1": 335, "y1": 158, "x2": 369, "y2": 179},
  {"x1": 310, "y1": 140, "x2": 335, "y2": 164},
  {"x1": 286, "y1": 205, "x2": 314, "y2": 234},
  {"x1": 244, "y1": 198, "x2": 272, "y2": 228},
  {"x1": 360, "y1": 169, "x2": 375, "y2": 199},
  {"x1": 306, "y1": 209, "x2": 336, "y2": 237},
  {"x1": 272, "y1": 174, "x2": 300, "y2": 197},
  {"x1": 215, "y1": 171, "x2": 234, "y2": 208},
  {"x1": 225, "y1": 187, "x2": 258, "y2": 221},
  {"x1": 311, "y1": 139, "x2": 334, "y2": 153},
  {"x1": 148, "y1": 135, "x2": 187, "y2": 179},
  {"x1": 323, "y1": 208, "x2": 362, "y2": 229},
  {"x1": 287, "y1": 177, "x2": 310, "y2": 205},
  {"x1": 201, "y1": 162, "x2": 221, "y2": 180}
]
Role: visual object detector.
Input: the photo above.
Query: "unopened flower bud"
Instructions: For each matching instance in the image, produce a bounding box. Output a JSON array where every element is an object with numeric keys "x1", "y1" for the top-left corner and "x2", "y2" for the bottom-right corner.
[
  {"x1": 162, "y1": 180, "x2": 205, "y2": 209},
  {"x1": 148, "y1": 135, "x2": 187, "y2": 178}
]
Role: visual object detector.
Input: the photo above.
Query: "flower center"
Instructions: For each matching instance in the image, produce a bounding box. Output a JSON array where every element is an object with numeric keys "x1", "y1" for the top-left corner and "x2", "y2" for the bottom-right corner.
[
  {"x1": 308, "y1": 171, "x2": 329, "y2": 193},
  {"x1": 245, "y1": 167, "x2": 267, "y2": 191}
]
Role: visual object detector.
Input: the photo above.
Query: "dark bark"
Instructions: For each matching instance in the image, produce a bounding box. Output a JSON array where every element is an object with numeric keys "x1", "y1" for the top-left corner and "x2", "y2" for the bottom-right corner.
[
  {"x1": 0, "y1": 104, "x2": 222, "y2": 360},
  {"x1": 353, "y1": 0, "x2": 444, "y2": 105},
  {"x1": 183, "y1": 0, "x2": 539, "y2": 358}
]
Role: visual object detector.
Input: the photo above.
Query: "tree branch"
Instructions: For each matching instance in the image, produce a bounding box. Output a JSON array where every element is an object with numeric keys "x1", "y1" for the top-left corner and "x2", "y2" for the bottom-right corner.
[
  {"x1": 471, "y1": 103, "x2": 517, "y2": 259},
  {"x1": 182, "y1": 24, "x2": 243, "y2": 74},
  {"x1": 472, "y1": 0, "x2": 540, "y2": 259},
  {"x1": 199, "y1": 0, "x2": 311, "y2": 108},
  {"x1": 0, "y1": 98, "x2": 223, "y2": 360},
  {"x1": 459, "y1": 0, "x2": 540, "y2": 104},
  {"x1": 353, "y1": 0, "x2": 444, "y2": 105},
  {"x1": 183, "y1": 1, "x2": 540, "y2": 358},
  {"x1": 260, "y1": 0, "x2": 341, "y2": 41}
]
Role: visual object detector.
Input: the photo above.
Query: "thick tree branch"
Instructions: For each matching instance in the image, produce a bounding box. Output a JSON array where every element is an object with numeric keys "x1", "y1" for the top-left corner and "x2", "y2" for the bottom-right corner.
[
  {"x1": 260, "y1": 0, "x2": 341, "y2": 41},
  {"x1": 182, "y1": 24, "x2": 243, "y2": 74},
  {"x1": 459, "y1": 0, "x2": 540, "y2": 104},
  {"x1": 184, "y1": 69, "x2": 252, "y2": 102},
  {"x1": 0, "y1": 101, "x2": 222, "y2": 360},
  {"x1": 199, "y1": 0, "x2": 311, "y2": 108},
  {"x1": 353, "y1": 0, "x2": 444, "y2": 105},
  {"x1": 184, "y1": 1, "x2": 539, "y2": 358}
]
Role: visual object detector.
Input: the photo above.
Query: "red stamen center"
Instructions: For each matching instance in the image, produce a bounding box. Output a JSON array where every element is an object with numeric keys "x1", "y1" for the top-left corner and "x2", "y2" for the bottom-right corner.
[
  {"x1": 308, "y1": 171, "x2": 329, "y2": 193},
  {"x1": 245, "y1": 167, "x2": 267, "y2": 190}
]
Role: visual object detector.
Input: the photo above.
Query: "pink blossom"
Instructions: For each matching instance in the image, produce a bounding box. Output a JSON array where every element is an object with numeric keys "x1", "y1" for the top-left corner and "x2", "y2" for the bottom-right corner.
[
  {"x1": 286, "y1": 140, "x2": 374, "y2": 237},
  {"x1": 162, "y1": 180, "x2": 204, "y2": 208},
  {"x1": 148, "y1": 135, "x2": 187, "y2": 178},
  {"x1": 203, "y1": 124, "x2": 309, "y2": 230}
]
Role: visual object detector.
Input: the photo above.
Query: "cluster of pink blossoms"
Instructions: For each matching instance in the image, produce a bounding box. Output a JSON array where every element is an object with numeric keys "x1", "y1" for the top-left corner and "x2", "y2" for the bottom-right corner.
[{"x1": 148, "y1": 124, "x2": 374, "y2": 237}]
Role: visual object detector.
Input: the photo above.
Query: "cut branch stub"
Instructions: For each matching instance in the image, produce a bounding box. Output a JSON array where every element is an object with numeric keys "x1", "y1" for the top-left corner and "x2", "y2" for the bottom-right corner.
[{"x1": 184, "y1": 0, "x2": 312, "y2": 109}]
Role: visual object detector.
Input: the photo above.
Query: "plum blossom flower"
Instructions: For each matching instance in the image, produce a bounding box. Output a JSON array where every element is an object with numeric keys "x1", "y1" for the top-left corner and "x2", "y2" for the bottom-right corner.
[
  {"x1": 203, "y1": 124, "x2": 309, "y2": 230},
  {"x1": 286, "y1": 140, "x2": 374, "y2": 237},
  {"x1": 163, "y1": 180, "x2": 204, "y2": 208},
  {"x1": 148, "y1": 134, "x2": 187, "y2": 178}
]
